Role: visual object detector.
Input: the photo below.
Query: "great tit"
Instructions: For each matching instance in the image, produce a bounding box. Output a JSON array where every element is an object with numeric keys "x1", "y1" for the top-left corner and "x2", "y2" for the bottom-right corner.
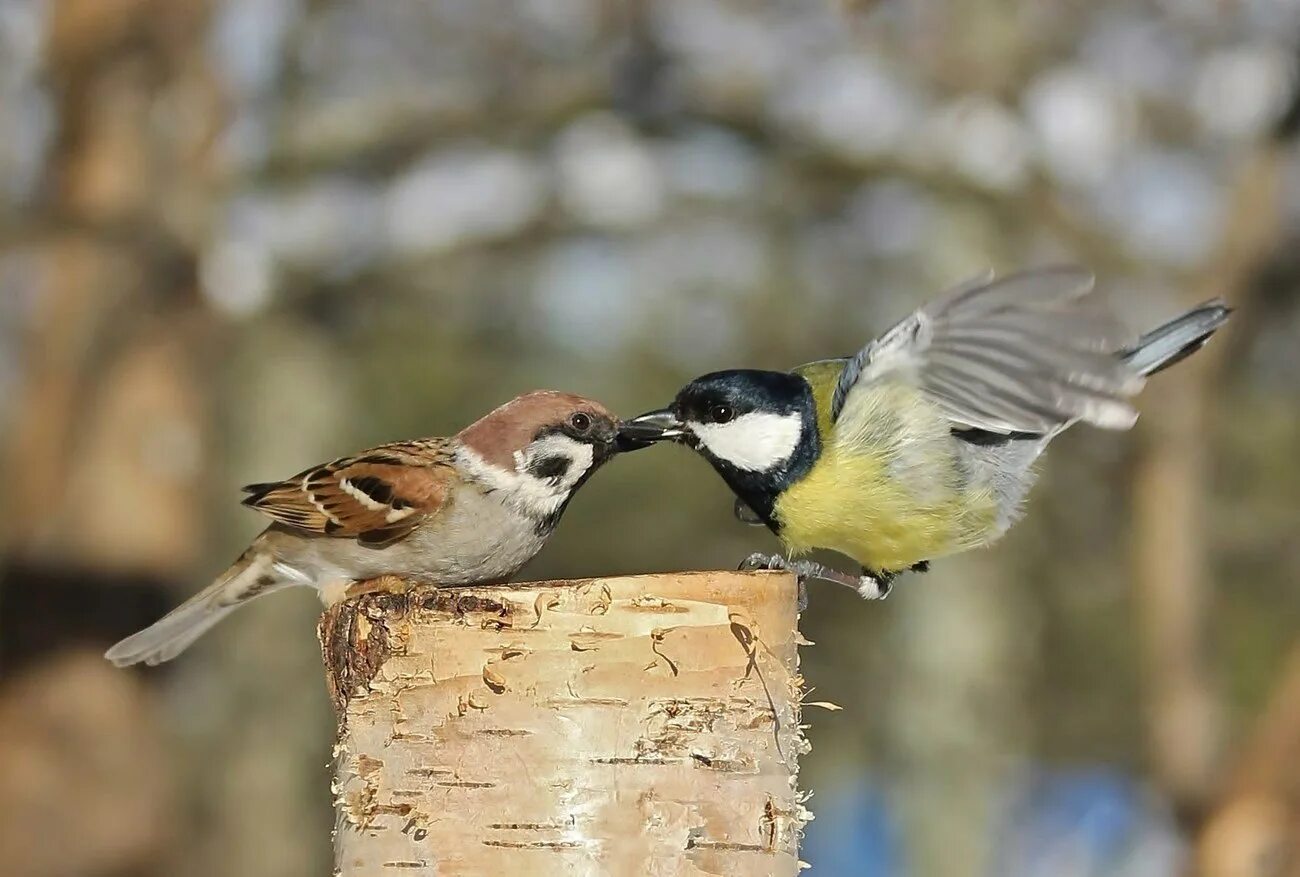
[{"x1": 621, "y1": 267, "x2": 1230, "y2": 599}]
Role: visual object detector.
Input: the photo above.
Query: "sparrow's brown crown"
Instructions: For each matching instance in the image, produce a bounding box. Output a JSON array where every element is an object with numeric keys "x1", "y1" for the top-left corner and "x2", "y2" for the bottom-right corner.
[{"x1": 457, "y1": 390, "x2": 618, "y2": 469}]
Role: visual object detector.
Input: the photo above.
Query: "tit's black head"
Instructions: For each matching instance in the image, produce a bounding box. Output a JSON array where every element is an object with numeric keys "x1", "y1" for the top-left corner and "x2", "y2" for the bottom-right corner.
[
  {"x1": 673, "y1": 369, "x2": 812, "y2": 428},
  {"x1": 623, "y1": 369, "x2": 819, "y2": 531}
]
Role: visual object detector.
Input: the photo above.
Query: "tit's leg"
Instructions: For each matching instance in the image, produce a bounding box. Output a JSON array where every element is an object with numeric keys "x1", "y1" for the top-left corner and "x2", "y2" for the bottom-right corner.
[
  {"x1": 739, "y1": 553, "x2": 889, "y2": 605},
  {"x1": 857, "y1": 568, "x2": 897, "y2": 600}
]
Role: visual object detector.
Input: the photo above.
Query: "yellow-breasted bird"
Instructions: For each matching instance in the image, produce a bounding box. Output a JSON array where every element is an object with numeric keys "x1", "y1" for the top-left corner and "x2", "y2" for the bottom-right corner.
[{"x1": 620, "y1": 267, "x2": 1230, "y2": 599}]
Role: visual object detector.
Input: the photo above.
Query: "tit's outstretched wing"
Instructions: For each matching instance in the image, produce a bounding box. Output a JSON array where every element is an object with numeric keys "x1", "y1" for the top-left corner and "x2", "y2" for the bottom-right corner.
[
  {"x1": 830, "y1": 267, "x2": 1143, "y2": 434},
  {"x1": 241, "y1": 439, "x2": 455, "y2": 546}
]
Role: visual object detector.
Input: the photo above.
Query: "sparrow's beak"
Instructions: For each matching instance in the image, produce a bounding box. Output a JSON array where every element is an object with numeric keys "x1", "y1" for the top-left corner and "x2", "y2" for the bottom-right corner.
[
  {"x1": 617, "y1": 408, "x2": 685, "y2": 451},
  {"x1": 592, "y1": 420, "x2": 621, "y2": 461}
]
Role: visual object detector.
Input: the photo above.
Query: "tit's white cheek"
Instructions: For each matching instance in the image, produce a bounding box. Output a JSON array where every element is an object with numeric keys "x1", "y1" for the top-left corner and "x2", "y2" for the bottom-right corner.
[{"x1": 692, "y1": 411, "x2": 803, "y2": 472}]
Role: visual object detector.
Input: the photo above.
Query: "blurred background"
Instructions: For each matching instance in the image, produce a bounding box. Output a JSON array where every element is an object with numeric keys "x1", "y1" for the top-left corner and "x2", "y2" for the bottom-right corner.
[{"x1": 1, "y1": 0, "x2": 1299, "y2": 875}]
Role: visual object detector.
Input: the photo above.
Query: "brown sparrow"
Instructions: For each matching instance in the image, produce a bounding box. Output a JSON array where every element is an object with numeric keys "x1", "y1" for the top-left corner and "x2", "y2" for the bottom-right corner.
[{"x1": 107, "y1": 391, "x2": 626, "y2": 666}]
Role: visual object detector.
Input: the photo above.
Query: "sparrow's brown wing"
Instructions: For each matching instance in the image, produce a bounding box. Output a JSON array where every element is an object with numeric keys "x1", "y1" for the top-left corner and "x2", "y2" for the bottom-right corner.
[{"x1": 241, "y1": 439, "x2": 456, "y2": 546}]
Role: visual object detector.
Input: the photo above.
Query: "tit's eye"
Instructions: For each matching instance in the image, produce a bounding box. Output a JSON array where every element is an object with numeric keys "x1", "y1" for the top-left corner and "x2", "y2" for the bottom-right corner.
[
  {"x1": 569, "y1": 412, "x2": 592, "y2": 433},
  {"x1": 708, "y1": 404, "x2": 734, "y2": 424}
]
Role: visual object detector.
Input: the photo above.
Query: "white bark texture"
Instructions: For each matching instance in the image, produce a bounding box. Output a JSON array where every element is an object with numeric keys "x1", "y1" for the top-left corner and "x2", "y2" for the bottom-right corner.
[{"x1": 321, "y1": 570, "x2": 807, "y2": 877}]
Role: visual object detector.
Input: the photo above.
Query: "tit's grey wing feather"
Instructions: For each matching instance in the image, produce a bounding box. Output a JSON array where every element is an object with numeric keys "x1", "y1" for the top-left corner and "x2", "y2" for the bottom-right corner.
[{"x1": 831, "y1": 266, "x2": 1143, "y2": 434}]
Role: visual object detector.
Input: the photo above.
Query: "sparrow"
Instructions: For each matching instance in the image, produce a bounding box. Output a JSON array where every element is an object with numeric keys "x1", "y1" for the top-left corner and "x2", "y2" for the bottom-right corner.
[
  {"x1": 107, "y1": 391, "x2": 626, "y2": 666},
  {"x1": 621, "y1": 267, "x2": 1231, "y2": 600}
]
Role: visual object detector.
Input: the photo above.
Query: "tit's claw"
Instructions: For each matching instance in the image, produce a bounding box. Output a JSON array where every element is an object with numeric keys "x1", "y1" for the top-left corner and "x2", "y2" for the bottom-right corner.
[{"x1": 739, "y1": 552, "x2": 788, "y2": 572}]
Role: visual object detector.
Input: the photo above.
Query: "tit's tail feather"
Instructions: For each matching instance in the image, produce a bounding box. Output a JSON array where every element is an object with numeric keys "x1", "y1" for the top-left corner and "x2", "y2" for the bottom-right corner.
[
  {"x1": 1123, "y1": 300, "x2": 1232, "y2": 377},
  {"x1": 105, "y1": 549, "x2": 285, "y2": 667}
]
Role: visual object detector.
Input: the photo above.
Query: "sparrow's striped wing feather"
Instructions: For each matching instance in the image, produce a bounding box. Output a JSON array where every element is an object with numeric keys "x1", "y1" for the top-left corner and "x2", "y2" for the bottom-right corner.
[
  {"x1": 830, "y1": 267, "x2": 1143, "y2": 434},
  {"x1": 241, "y1": 439, "x2": 455, "y2": 545}
]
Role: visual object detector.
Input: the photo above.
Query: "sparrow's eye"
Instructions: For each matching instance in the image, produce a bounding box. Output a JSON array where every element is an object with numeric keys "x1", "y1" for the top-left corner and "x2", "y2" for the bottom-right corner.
[
  {"x1": 708, "y1": 404, "x2": 734, "y2": 424},
  {"x1": 569, "y1": 412, "x2": 592, "y2": 433}
]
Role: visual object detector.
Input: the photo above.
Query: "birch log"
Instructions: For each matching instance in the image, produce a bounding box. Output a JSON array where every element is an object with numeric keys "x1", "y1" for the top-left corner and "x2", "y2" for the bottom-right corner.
[{"x1": 320, "y1": 570, "x2": 807, "y2": 877}]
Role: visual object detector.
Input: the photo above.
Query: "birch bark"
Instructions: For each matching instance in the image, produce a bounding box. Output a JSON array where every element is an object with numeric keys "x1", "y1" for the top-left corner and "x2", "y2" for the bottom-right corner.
[{"x1": 321, "y1": 570, "x2": 807, "y2": 877}]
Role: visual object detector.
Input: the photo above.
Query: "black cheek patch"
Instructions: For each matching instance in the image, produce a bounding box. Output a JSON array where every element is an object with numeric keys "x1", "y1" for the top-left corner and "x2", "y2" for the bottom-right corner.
[{"x1": 528, "y1": 454, "x2": 572, "y2": 481}]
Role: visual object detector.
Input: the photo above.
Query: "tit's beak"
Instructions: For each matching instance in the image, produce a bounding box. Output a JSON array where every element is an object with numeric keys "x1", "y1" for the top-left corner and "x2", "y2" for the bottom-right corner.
[{"x1": 617, "y1": 408, "x2": 685, "y2": 451}]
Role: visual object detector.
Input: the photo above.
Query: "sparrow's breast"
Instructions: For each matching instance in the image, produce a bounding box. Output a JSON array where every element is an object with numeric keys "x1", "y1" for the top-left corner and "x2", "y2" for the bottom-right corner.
[{"x1": 396, "y1": 487, "x2": 548, "y2": 584}]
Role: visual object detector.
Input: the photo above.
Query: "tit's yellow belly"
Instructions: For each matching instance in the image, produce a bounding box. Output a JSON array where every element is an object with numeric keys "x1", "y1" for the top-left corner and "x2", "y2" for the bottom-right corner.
[
  {"x1": 772, "y1": 443, "x2": 997, "y2": 573},
  {"x1": 773, "y1": 371, "x2": 1004, "y2": 573}
]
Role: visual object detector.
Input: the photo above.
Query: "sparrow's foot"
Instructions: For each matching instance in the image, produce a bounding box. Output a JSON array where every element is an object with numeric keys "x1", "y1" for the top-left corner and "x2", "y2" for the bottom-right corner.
[
  {"x1": 336, "y1": 574, "x2": 410, "y2": 605},
  {"x1": 318, "y1": 577, "x2": 354, "y2": 606}
]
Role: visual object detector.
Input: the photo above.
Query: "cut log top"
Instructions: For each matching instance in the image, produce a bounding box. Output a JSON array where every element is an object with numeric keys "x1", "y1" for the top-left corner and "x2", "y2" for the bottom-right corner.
[{"x1": 320, "y1": 570, "x2": 807, "y2": 877}]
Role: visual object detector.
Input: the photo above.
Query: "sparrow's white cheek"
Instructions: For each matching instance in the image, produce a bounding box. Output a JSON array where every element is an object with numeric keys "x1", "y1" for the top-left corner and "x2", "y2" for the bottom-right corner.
[
  {"x1": 519, "y1": 434, "x2": 595, "y2": 488},
  {"x1": 691, "y1": 411, "x2": 803, "y2": 472},
  {"x1": 458, "y1": 434, "x2": 597, "y2": 519}
]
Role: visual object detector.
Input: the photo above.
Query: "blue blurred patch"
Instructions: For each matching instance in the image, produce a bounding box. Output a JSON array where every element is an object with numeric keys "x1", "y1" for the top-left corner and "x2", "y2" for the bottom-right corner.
[
  {"x1": 801, "y1": 780, "x2": 903, "y2": 876},
  {"x1": 799, "y1": 767, "x2": 1183, "y2": 876},
  {"x1": 992, "y1": 768, "x2": 1183, "y2": 877}
]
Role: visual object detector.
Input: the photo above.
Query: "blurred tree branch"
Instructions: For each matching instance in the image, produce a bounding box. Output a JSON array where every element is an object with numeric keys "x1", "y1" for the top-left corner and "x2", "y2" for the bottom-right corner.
[
  {"x1": 3, "y1": 0, "x2": 220, "y2": 574},
  {"x1": 1195, "y1": 642, "x2": 1300, "y2": 877},
  {"x1": 0, "y1": 650, "x2": 173, "y2": 877},
  {"x1": 1182, "y1": 74, "x2": 1300, "y2": 876},
  {"x1": 1132, "y1": 89, "x2": 1296, "y2": 830}
]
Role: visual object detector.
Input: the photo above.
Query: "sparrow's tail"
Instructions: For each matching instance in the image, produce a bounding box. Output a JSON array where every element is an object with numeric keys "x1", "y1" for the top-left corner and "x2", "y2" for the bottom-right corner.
[
  {"x1": 1123, "y1": 300, "x2": 1232, "y2": 377},
  {"x1": 105, "y1": 546, "x2": 289, "y2": 667}
]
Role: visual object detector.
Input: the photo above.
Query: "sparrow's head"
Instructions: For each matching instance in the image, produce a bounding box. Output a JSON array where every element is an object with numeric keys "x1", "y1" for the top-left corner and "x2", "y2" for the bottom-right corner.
[
  {"x1": 620, "y1": 370, "x2": 819, "y2": 524},
  {"x1": 457, "y1": 390, "x2": 626, "y2": 523}
]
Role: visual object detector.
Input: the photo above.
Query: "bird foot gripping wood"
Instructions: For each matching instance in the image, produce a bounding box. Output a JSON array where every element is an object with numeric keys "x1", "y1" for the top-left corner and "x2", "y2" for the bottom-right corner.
[
  {"x1": 344, "y1": 574, "x2": 415, "y2": 601},
  {"x1": 738, "y1": 553, "x2": 891, "y2": 604},
  {"x1": 317, "y1": 575, "x2": 416, "y2": 608}
]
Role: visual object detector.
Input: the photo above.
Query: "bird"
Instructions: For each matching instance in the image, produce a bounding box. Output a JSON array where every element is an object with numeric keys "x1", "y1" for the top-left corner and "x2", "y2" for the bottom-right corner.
[
  {"x1": 106, "y1": 391, "x2": 627, "y2": 667},
  {"x1": 620, "y1": 267, "x2": 1231, "y2": 601}
]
